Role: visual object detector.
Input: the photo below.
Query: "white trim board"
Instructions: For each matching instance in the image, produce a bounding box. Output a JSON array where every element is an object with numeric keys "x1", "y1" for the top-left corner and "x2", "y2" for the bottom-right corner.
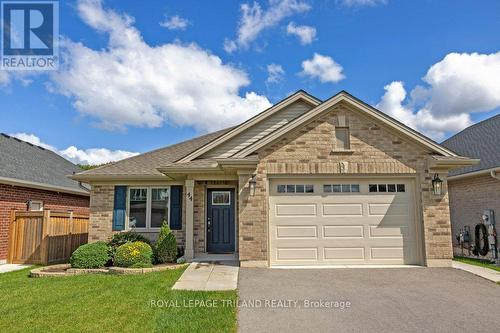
[{"x1": 234, "y1": 91, "x2": 458, "y2": 158}]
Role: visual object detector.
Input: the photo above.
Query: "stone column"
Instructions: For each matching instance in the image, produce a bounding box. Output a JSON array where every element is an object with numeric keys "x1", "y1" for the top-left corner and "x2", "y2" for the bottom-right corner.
[{"x1": 185, "y1": 179, "x2": 195, "y2": 259}]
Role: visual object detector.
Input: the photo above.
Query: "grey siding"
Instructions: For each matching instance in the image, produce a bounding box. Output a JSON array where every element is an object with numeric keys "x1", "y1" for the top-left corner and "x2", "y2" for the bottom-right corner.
[{"x1": 201, "y1": 101, "x2": 313, "y2": 158}]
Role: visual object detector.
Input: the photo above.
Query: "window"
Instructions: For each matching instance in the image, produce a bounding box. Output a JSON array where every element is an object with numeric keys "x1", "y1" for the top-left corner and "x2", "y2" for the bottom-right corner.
[
  {"x1": 324, "y1": 184, "x2": 360, "y2": 193},
  {"x1": 212, "y1": 191, "x2": 231, "y2": 205},
  {"x1": 369, "y1": 184, "x2": 406, "y2": 193},
  {"x1": 335, "y1": 128, "x2": 350, "y2": 150},
  {"x1": 277, "y1": 184, "x2": 314, "y2": 193},
  {"x1": 129, "y1": 187, "x2": 170, "y2": 230},
  {"x1": 29, "y1": 200, "x2": 43, "y2": 211},
  {"x1": 129, "y1": 188, "x2": 147, "y2": 228},
  {"x1": 151, "y1": 188, "x2": 169, "y2": 228}
]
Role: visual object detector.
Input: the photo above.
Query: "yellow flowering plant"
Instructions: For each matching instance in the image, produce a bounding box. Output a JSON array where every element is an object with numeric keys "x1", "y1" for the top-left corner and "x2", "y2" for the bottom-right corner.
[{"x1": 114, "y1": 241, "x2": 153, "y2": 268}]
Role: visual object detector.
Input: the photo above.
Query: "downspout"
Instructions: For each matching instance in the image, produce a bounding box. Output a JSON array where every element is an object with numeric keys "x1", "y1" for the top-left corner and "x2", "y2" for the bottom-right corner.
[{"x1": 491, "y1": 168, "x2": 500, "y2": 181}]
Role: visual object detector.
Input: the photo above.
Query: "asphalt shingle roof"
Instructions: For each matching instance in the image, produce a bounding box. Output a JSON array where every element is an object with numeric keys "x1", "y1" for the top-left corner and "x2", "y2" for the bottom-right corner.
[
  {"x1": 0, "y1": 133, "x2": 88, "y2": 193},
  {"x1": 75, "y1": 127, "x2": 233, "y2": 177},
  {"x1": 441, "y1": 114, "x2": 500, "y2": 176}
]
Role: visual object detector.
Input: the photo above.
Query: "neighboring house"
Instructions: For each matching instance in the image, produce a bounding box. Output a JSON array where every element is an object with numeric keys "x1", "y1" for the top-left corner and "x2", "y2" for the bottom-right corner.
[
  {"x1": 72, "y1": 90, "x2": 476, "y2": 268},
  {"x1": 0, "y1": 134, "x2": 90, "y2": 264},
  {"x1": 441, "y1": 115, "x2": 500, "y2": 257}
]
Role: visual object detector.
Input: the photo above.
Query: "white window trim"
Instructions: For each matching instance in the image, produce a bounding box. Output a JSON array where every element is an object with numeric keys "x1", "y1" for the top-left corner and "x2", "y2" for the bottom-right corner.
[
  {"x1": 29, "y1": 200, "x2": 44, "y2": 211},
  {"x1": 127, "y1": 186, "x2": 171, "y2": 232},
  {"x1": 211, "y1": 191, "x2": 231, "y2": 206}
]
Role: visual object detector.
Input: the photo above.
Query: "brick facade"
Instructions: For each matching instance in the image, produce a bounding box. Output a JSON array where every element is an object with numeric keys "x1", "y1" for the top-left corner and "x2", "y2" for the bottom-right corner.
[
  {"x1": 0, "y1": 183, "x2": 89, "y2": 261},
  {"x1": 87, "y1": 103, "x2": 455, "y2": 267},
  {"x1": 88, "y1": 185, "x2": 186, "y2": 246},
  {"x1": 88, "y1": 181, "x2": 236, "y2": 253},
  {"x1": 238, "y1": 103, "x2": 453, "y2": 266},
  {"x1": 448, "y1": 174, "x2": 500, "y2": 256}
]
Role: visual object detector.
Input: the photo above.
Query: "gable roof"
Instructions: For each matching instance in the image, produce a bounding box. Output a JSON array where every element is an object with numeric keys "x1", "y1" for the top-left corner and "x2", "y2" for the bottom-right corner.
[
  {"x1": 0, "y1": 133, "x2": 89, "y2": 195},
  {"x1": 72, "y1": 127, "x2": 233, "y2": 180},
  {"x1": 177, "y1": 90, "x2": 321, "y2": 163},
  {"x1": 441, "y1": 114, "x2": 500, "y2": 176},
  {"x1": 72, "y1": 90, "x2": 467, "y2": 181},
  {"x1": 233, "y1": 91, "x2": 458, "y2": 158}
]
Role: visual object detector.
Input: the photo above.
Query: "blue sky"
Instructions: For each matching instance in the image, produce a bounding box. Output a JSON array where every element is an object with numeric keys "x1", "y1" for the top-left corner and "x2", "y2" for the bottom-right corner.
[{"x1": 1, "y1": 0, "x2": 499, "y2": 164}]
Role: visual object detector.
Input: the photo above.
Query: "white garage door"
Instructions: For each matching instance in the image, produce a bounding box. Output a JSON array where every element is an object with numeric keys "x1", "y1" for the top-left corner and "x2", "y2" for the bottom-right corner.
[{"x1": 269, "y1": 178, "x2": 419, "y2": 266}]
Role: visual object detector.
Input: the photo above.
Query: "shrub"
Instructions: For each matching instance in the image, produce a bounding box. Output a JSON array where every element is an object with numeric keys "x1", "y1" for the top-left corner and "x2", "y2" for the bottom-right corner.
[
  {"x1": 70, "y1": 242, "x2": 110, "y2": 269},
  {"x1": 154, "y1": 223, "x2": 178, "y2": 264},
  {"x1": 108, "y1": 231, "x2": 151, "y2": 261},
  {"x1": 114, "y1": 241, "x2": 153, "y2": 268}
]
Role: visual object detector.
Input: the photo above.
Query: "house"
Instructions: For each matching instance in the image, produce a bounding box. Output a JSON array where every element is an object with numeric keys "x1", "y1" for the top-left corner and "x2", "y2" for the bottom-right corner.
[
  {"x1": 441, "y1": 115, "x2": 500, "y2": 257},
  {"x1": 72, "y1": 90, "x2": 477, "y2": 268},
  {"x1": 0, "y1": 134, "x2": 90, "y2": 264}
]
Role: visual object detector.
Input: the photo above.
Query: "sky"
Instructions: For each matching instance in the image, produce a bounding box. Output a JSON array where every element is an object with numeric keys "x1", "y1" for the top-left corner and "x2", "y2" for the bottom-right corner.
[{"x1": 1, "y1": 0, "x2": 499, "y2": 165}]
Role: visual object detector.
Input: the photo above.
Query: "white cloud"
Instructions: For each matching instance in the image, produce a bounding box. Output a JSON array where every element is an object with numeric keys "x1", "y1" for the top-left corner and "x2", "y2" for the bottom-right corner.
[
  {"x1": 10, "y1": 132, "x2": 138, "y2": 165},
  {"x1": 225, "y1": 0, "x2": 311, "y2": 52},
  {"x1": 9, "y1": 133, "x2": 56, "y2": 151},
  {"x1": 60, "y1": 146, "x2": 138, "y2": 165},
  {"x1": 376, "y1": 52, "x2": 500, "y2": 140},
  {"x1": 286, "y1": 22, "x2": 316, "y2": 45},
  {"x1": 160, "y1": 15, "x2": 190, "y2": 30},
  {"x1": 0, "y1": 71, "x2": 10, "y2": 86},
  {"x1": 338, "y1": 0, "x2": 387, "y2": 7},
  {"x1": 376, "y1": 82, "x2": 472, "y2": 140},
  {"x1": 300, "y1": 53, "x2": 345, "y2": 83},
  {"x1": 50, "y1": 0, "x2": 271, "y2": 132},
  {"x1": 266, "y1": 63, "x2": 285, "y2": 83}
]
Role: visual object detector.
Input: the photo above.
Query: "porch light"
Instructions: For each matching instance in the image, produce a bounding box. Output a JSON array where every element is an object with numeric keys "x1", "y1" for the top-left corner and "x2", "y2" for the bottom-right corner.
[
  {"x1": 249, "y1": 174, "x2": 257, "y2": 196},
  {"x1": 432, "y1": 174, "x2": 443, "y2": 196}
]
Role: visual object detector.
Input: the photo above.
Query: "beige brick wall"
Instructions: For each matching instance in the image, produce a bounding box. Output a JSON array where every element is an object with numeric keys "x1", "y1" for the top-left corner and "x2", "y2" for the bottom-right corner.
[
  {"x1": 89, "y1": 185, "x2": 115, "y2": 242},
  {"x1": 88, "y1": 185, "x2": 186, "y2": 247},
  {"x1": 193, "y1": 180, "x2": 238, "y2": 253},
  {"x1": 238, "y1": 103, "x2": 453, "y2": 265},
  {"x1": 448, "y1": 174, "x2": 500, "y2": 256}
]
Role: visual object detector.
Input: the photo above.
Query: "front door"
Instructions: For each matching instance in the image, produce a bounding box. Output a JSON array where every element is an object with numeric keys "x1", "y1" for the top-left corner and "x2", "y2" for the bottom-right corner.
[{"x1": 207, "y1": 188, "x2": 235, "y2": 253}]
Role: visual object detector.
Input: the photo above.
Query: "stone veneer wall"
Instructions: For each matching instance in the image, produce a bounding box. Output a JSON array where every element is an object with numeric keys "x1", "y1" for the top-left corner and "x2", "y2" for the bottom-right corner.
[{"x1": 238, "y1": 102, "x2": 453, "y2": 266}]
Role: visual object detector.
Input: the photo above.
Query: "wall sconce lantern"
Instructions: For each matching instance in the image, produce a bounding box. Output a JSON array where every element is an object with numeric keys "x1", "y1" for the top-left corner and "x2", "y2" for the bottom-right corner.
[
  {"x1": 432, "y1": 174, "x2": 443, "y2": 196},
  {"x1": 249, "y1": 174, "x2": 257, "y2": 196}
]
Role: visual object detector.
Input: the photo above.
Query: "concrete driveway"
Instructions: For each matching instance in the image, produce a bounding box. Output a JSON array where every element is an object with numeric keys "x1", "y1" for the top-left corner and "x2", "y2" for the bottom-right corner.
[{"x1": 238, "y1": 268, "x2": 500, "y2": 333}]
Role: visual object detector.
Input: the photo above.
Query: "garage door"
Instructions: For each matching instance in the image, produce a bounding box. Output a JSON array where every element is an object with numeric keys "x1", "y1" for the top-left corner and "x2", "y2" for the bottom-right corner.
[{"x1": 269, "y1": 178, "x2": 419, "y2": 266}]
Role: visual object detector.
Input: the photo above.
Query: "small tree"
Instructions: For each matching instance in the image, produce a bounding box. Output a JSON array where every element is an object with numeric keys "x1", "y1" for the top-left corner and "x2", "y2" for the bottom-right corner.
[{"x1": 154, "y1": 222, "x2": 177, "y2": 263}]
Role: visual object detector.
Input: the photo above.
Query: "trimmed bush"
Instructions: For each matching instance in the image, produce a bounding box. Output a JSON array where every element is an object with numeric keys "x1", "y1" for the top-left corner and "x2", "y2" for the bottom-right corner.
[
  {"x1": 108, "y1": 231, "x2": 152, "y2": 262},
  {"x1": 114, "y1": 241, "x2": 153, "y2": 268},
  {"x1": 154, "y1": 223, "x2": 177, "y2": 264},
  {"x1": 70, "y1": 242, "x2": 110, "y2": 269}
]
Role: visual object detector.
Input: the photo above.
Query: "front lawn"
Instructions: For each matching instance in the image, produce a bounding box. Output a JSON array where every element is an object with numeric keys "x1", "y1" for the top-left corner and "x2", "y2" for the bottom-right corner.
[
  {"x1": 454, "y1": 256, "x2": 500, "y2": 272},
  {"x1": 0, "y1": 266, "x2": 237, "y2": 333}
]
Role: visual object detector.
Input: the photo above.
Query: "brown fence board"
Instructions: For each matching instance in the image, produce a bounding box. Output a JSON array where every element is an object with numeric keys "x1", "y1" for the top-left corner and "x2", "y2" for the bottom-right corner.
[{"x1": 7, "y1": 210, "x2": 89, "y2": 265}]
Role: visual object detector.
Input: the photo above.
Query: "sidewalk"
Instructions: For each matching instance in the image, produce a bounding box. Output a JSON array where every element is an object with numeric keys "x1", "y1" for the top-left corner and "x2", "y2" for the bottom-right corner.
[
  {"x1": 172, "y1": 262, "x2": 238, "y2": 291},
  {"x1": 0, "y1": 264, "x2": 31, "y2": 274},
  {"x1": 452, "y1": 261, "x2": 500, "y2": 283}
]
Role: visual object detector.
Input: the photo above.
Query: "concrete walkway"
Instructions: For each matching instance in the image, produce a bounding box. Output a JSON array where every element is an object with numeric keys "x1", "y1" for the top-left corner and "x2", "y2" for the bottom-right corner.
[
  {"x1": 172, "y1": 262, "x2": 238, "y2": 291},
  {"x1": 452, "y1": 260, "x2": 500, "y2": 283},
  {"x1": 0, "y1": 264, "x2": 31, "y2": 274}
]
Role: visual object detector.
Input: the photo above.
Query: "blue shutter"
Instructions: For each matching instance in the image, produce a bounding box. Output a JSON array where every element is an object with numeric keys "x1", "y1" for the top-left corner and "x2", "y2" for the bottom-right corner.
[
  {"x1": 170, "y1": 185, "x2": 183, "y2": 230},
  {"x1": 112, "y1": 186, "x2": 127, "y2": 231}
]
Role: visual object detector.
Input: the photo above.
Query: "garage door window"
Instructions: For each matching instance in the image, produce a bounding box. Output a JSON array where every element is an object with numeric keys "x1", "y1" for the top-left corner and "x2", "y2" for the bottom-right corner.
[
  {"x1": 323, "y1": 184, "x2": 360, "y2": 193},
  {"x1": 277, "y1": 184, "x2": 314, "y2": 193},
  {"x1": 369, "y1": 184, "x2": 405, "y2": 193}
]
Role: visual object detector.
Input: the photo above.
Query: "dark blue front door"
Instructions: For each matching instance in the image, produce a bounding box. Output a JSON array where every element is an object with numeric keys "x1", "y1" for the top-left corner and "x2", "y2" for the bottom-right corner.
[{"x1": 207, "y1": 189, "x2": 235, "y2": 253}]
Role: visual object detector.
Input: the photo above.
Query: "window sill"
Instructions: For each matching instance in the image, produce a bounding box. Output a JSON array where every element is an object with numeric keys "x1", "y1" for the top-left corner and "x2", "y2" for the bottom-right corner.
[{"x1": 331, "y1": 149, "x2": 354, "y2": 154}]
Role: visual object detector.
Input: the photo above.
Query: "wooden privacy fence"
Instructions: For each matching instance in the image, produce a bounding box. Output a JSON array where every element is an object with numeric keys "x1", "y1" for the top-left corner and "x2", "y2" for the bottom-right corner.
[{"x1": 8, "y1": 210, "x2": 89, "y2": 265}]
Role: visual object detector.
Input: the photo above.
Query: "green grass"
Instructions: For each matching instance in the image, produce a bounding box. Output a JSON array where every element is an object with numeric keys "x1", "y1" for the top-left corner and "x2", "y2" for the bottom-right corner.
[
  {"x1": 453, "y1": 256, "x2": 500, "y2": 272},
  {"x1": 0, "y1": 266, "x2": 237, "y2": 333}
]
